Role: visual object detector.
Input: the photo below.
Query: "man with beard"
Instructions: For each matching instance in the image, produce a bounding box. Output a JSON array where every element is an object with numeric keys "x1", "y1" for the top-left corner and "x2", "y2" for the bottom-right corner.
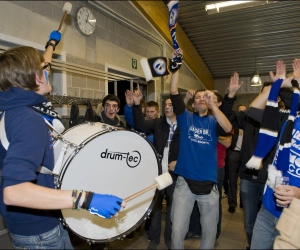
[{"x1": 169, "y1": 50, "x2": 232, "y2": 250}]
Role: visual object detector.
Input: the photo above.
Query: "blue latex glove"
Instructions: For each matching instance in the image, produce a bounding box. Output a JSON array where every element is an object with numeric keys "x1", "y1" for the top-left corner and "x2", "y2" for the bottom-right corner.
[
  {"x1": 89, "y1": 194, "x2": 122, "y2": 219},
  {"x1": 49, "y1": 30, "x2": 61, "y2": 45}
]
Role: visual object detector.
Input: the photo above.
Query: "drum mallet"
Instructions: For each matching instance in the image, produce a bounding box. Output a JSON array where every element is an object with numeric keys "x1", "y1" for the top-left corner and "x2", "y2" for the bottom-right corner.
[
  {"x1": 124, "y1": 172, "x2": 173, "y2": 202},
  {"x1": 58, "y1": 2, "x2": 72, "y2": 32}
]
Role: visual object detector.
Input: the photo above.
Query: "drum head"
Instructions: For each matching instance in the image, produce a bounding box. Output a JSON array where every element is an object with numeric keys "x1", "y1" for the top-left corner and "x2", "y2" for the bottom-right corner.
[{"x1": 57, "y1": 126, "x2": 160, "y2": 242}]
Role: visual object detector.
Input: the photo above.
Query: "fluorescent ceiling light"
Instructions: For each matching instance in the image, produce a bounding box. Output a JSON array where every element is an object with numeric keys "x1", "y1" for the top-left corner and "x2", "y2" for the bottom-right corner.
[
  {"x1": 205, "y1": 1, "x2": 278, "y2": 15},
  {"x1": 205, "y1": 1, "x2": 252, "y2": 11}
]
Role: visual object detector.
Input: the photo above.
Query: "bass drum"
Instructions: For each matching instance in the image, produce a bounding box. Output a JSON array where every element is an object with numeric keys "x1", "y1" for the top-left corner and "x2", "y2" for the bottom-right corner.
[{"x1": 53, "y1": 122, "x2": 161, "y2": 243}]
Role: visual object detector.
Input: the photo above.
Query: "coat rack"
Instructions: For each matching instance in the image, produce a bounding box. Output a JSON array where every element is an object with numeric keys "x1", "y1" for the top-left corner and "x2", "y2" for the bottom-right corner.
[{"x1": 45, "y1": 94, "x2": 102, "y2": 106}]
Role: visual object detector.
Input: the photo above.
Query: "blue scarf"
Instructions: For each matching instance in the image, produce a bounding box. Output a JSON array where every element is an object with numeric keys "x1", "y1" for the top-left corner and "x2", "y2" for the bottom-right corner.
[
  {"x1": 168, "y1": 1, "x2": 183, "y2": 65},
  {"x1": 139, "y1": 1, "x2": 183, "y2": 81}
]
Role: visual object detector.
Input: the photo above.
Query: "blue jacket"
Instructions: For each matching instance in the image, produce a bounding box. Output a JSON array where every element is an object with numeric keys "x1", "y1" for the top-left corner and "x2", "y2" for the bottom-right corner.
[
  {"x1": 124, "y1": 104, "x2": 154, "y2": 143},
  {"x1": 0, "y1": 87, "x2": 59, "y2": 235}
]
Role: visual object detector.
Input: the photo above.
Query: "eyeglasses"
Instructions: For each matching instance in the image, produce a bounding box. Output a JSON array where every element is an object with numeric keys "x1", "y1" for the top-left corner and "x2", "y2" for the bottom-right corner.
[{"x1": 42, "y1": 62, "x2": 52, "y2": 72}]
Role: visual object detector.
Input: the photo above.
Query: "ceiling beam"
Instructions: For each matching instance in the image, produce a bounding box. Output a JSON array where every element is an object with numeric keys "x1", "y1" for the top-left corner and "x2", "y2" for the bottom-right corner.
[{"x1": 131, "y1": 1, "x2": 214, "y2": 89}]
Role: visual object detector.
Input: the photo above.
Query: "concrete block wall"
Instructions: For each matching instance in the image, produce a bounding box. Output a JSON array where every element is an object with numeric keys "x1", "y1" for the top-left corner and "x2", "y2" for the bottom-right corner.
[{"x1": 0, "y1": 1, "x2": 204, "y2": 106}]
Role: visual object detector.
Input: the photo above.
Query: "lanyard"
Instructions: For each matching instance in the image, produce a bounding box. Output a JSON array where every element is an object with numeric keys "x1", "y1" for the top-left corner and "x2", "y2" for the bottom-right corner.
[{"x1": 167, "y1": 123, "x2": 177, "y2": 148}]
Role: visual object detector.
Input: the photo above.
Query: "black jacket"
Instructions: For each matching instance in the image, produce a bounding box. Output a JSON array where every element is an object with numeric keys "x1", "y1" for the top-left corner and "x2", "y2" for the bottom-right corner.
[
  {"x1": 95, "y1": 111, "x2": 125, "y2": 128},
  {"x1": 132, "y1": 104, "x2": 180, "y2": 166},
  {"x1": 230, "y1": 127, "x2": 241, "y2": 150},
  {"x1": 69, "y1": 102, "x2": 79, "y2": 128}
]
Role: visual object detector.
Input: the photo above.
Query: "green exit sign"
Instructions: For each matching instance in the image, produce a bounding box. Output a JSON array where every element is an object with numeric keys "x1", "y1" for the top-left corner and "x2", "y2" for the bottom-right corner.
[{"x1": 132, "y1": 58, "x2": 137, "y2": 69}]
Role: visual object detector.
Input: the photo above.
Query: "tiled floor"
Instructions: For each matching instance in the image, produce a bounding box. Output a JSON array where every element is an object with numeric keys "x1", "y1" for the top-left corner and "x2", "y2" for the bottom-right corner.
[{"x1": 73, "y1": 195, "x2": 248, "y2": 249}]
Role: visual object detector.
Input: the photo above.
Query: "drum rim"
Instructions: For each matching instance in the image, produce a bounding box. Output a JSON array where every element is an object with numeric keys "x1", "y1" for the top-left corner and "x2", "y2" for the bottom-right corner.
[{"x1": 56, "y1": 128, "x2": 162, "y2": 243}]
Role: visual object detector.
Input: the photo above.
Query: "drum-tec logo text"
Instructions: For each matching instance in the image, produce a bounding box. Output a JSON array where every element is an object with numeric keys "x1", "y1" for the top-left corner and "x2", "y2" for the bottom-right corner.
[{"x1": 100, "y1": 149, "x2": 141, "y2": 168}]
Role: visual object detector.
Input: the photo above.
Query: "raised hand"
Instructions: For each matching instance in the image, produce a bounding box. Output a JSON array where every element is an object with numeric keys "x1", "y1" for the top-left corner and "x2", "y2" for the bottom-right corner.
[
  {"x1": 172, "y1": 48, "x2": 183, "y2": 60},
  {"x1": 203, "y1": 90, "x2": 215, "y2": 109},
  {"x1": 49, "y1": 30, "x2": 61, "y2": 46},
  {"x1": 184, "y1": 89, "x2": 195, "y2": 104},
  {"x1": 228, "y1": 72, "x2": 243, "y2": 97},
  {"x1": 132, "y1": 83, "x2": 143, "y2": 105},
  {"x1": 125, "y1": 90, "x2": 134, "y2": 107},
  {"x1": 269, "y1": 60, "x2": 286, "y2": 82},
  {"x1": 292, "y1": 58, "x2": 300, "y2": 84}
]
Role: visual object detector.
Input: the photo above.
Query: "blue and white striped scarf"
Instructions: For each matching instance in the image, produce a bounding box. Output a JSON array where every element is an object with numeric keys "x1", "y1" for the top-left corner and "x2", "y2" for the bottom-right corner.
[
  {"x1": 246, "y1": 78, "x2": 299, "y2": 173},
  {"x1": 167, "y1": 1, "x2": 183, "y2": 64}
]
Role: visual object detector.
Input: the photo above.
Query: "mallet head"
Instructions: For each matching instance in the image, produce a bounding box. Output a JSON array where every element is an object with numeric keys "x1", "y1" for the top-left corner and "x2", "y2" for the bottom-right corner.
[
  {"x1": 154, "y1": 172, "x2": 173, "y2": 190},
  {"x1": 63, "y1": 2, "x2": 72, "y2": 14}
]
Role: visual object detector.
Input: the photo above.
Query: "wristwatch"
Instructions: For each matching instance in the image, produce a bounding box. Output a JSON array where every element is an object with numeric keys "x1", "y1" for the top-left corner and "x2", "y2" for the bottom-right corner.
[{"x1": 45, "y1": 41, "x2": 56, "y2": 51}]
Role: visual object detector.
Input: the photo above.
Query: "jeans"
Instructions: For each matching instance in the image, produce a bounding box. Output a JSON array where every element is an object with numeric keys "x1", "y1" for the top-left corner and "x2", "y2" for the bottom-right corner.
[
  {"x1": 251, "y1": 205, "x2": 279, "y2": 249},
  {"x1": 240, "y1": 178, "x2": 264, "y2": 246},
  {"x1": 227, "y1": 150, "x2": 241, "y2": 208},
  {"x1": 149, "y1": 172, "x2": 176, "y2": 245},
  {"x1": 171, "y1": 176, "x2": 219, "y2": 249},
  {"x1": 216, "y1": 167, "x2": 225, "y2": 239},
  {"x1": 10, "y1": 222, "x2": 73, "y2": 249},
  {"x1": 187, "y1": 168, "x2": 224, "y2": 239},
  {"x1": 188, "y1": 202, "x2": 202, "y2": 235}
]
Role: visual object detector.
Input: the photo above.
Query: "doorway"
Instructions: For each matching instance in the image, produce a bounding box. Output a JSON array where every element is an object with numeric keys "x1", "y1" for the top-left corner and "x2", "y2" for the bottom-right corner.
[{"x1": 107, "y1": 68, "x2": 147, "y2": 116}]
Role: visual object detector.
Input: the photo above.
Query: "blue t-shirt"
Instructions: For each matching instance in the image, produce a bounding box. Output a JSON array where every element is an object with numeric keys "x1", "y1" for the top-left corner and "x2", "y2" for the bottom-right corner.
[{"x1": 174, "y1": 109, "x2": 218, "y2": 183}]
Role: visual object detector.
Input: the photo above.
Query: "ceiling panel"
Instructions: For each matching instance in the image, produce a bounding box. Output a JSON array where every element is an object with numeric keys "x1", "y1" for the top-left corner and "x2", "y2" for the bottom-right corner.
[{"x1": 164, "y1": 0, "x2": 300, "y2": 79}]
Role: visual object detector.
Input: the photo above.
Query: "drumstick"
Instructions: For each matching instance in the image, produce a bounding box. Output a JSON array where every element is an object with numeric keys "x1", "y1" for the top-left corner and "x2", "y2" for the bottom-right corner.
[
  {"x1": 124, "y1": 172, "x2": 173, "y2": 202},
  {"x1": 58, "y1": 2, "x2": 72, "y2": 32}
]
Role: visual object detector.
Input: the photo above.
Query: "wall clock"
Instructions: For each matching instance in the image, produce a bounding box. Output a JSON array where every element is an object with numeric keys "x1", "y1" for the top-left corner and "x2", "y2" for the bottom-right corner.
[{"x1": 76, "y1": 7, "x2": 96, "y2": 36}]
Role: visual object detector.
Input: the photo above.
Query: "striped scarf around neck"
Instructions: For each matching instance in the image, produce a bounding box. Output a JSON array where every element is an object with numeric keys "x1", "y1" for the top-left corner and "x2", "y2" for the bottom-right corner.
[{"x1": 246, "y1": 78, "x2": 299, "y2": 173}]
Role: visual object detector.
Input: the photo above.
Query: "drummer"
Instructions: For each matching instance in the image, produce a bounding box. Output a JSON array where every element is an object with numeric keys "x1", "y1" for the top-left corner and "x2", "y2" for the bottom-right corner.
[{"x1": 0, "y1": 32, "x2": 126, "y2": 250}]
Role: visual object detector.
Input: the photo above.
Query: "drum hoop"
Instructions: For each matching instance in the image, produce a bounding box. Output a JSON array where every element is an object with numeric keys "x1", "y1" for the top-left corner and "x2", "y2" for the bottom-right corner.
[
  {"x1": 53, "y1": 122, "x2": 118, "y2": 144},
  {"x1": 57, "y1": 129, "x2": 162, "y2": 242},
  {"x1": 54, "y1": 130, "x2": 105, "y2": 186},
  {"x1": 64, "y1": 121, "x2": 98, "y2": 133}
]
